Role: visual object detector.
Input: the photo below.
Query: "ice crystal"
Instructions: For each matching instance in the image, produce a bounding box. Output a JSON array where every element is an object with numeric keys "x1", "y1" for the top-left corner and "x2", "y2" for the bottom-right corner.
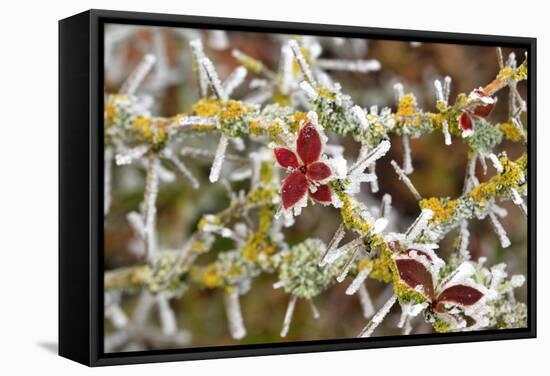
[
  {"x1": 224, "y1": 290, "x2": 247, "y2": 339},
  {"x1": 120, "y1": 54, "x2": 156, "y2": 95},
  {"x1": 359, "y1": 294, "x2": 397, "y2": 337}
]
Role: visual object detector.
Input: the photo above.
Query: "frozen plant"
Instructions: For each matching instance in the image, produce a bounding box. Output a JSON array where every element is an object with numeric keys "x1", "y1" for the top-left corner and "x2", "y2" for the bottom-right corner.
[{"x1": 103, "y1": 28, "x2": 528, "y2": 349}]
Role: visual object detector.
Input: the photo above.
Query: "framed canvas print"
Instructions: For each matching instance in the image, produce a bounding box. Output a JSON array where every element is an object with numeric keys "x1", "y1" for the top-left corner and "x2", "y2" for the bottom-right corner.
[{"x1": 59, "y1": 9, "x2": 536, "y2": 366}]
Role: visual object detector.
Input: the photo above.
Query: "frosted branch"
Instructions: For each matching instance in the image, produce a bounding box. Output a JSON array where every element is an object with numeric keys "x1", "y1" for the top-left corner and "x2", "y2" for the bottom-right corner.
[
  {"x1": 323, "y1": 238, "x2": 363, "y2": 266},
  {"x1": 289, "y1": 40, "x2": 317, "y2": 86},
  {"x1": 442, "y1": 120, "x2": 452, "y2": 145},
  {"x1": 162, "y1": 149, "x2": 199, "y2": 189},
  {"x1": 402, "y1": 135, "x2": 413, "y2": 174},
  {"x1": 358, "y1": 294, "x2": 397, "y2": 338},
  {"x1": 116, "y1": 145, "x2": 148, "y2": 166},
  {"x1": 309, "y1": 299, "x2": 320, "y2": 319},
  {"x1": 120, "y1": 54, "x2": 156, "y2": 94},
  {"x1": 200, "y1": 57, "x2": 228, "y2": 100},
  {"x1": 358, "y1": 284, "x2": 375, "y2": 318},
  {"x1": 391, "y1": 160, "x2": 422, "y2": 200},
  {"x1": 280, "y1": 295, "x2": 298, "y2": 337},
  {"x1": 346, "y1": 267, "x2": 372, "y2": 295},
  {"x1": 320, "y1": 223, "x2": 346, "y2": 266},
  {"x1": 393, "y1": 82, "x2": 404, "y2": 102},
  {"x1": 104, "y1": 147, "x2": 113, "y2": 216},
  {"x1": 189, "y1": 39, "x2": 208, "y2": 97},
  {"x1": 156, "y1": 294, "x2": 177, "y2": 335},
  {"x1": 381, "y1": 194, "x2": 392, "y2": 219},
  {"x1": 209, "y1": 135, "x2": 229, "y2": 183},
  {"x1": 443, "y1": 76, "x2": 452, "y2": 104},
  {"x1": 317, "y1": 58, "x2": 381, "y2": 73},
  {"x1": 224, "y1": 290, "x2": 247, "y2": 340},
  {"x1": 349, "y1": 139, "x2": 391, "y2": 175},
  {"x1": 489, "y1": 212, "x2": 511, "y2": 248},
  {"x1": 405, "y1": 208, "x2": 434, "y2": 242},
  {"x1": 223, "y1": 66, "x2": 247, "y2": 96},
  {"x1": 143, "y1": 156, "x2": 160, "y2": 260}
]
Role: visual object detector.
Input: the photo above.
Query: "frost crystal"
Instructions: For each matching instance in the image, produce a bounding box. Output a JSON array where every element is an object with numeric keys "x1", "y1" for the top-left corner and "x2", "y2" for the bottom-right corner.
[
  {"x1": 289, "y1": 40, "x2": 317, "y2": 86},
  {"x1": 405, "y1": 208, "x2": 433, "y2": 242},
  {"x1": 323, "y1": 238, "x2": 363, "y2": 266},
  {"x1": 162, "y1": 149, "x2": 199, "y2": 189},
  {"x1": 104, "y1": 147, "x2": 113, "y2": 216},
  {"x1": 115, "y1": 145, "x2": 149, "y2": 166},
  {"x1": 358, "y1": 284, "x2": 375, "y2": 318},
  {"x1": 144, "y1": 157, "x2": 160, "y2": 260},
  {"x1": 156, "y1": 294, "x2": 177, "y2": 335},
  {"x1": 120, "y1": 53, "x2": 156, "y2": 94},
  {"x1": 488, "y1": 212, "x2": 511, "y2": 248},
  {"x1": 280, "y1": 294, "x2": 297, "y2": 337},
  {"x1": 224, "y1": 290, "x2": 247, "y2": 339},
  {"x1": 317, "y1": 58, "x2": 381, "y2": 73},
  {"x1": 346, "y1": 267, "x2": 372, "y2": 295},
  {"x1": 402, "y1": 135, "x2": 413, "y2": 174},
  {"x1": 223, "y1": 66, "x2": 247, "y2": 96},
  {"x1": 209, "y1": 135, "x2": 229, "y2": 183},
  {"x1": 320, "y1": 223, "x2": 346, "y2": 266},
  {"x1": 391, "y1": 160, "x2": 422, "y2": 201},
  {"x1": 358, "y1": 294, "x2": 397, "y2": 338}
]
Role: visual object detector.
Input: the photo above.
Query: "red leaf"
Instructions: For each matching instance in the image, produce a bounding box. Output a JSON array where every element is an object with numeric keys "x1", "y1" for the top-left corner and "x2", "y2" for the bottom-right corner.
[
  {"x1": 309, "y1": 184, "x2": 332, "y2": 203},
  {"x1": 296, "y1": 121, "x2": 322, "y2": 166},
  {"x1": 459, "y1": 111, "x2": 474, "y2": 131},
  {"x1": 436, "y1": 284, "x2": 483, "y2": 307},
  {"x1": 472, "y1": 103, "x2": 495, "y2": 117},
  {"x1": 395, "y1": 258, "x2": 434, "y2": 299},
  {"x1": 471, "y1": 89, "x2": 495, "y2": 118},
  {"x1": 306, "y1": 161, "x2": 332, "y2": 181},
  {"x1": 280, "y1": 170, "x2": 308, "y2": 209},
  {"x1": 274, "y1": 147, "x2": 299, "y2": 169}
]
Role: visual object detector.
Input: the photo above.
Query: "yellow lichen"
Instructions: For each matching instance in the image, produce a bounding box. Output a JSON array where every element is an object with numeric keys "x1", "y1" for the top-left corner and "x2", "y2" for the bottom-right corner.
[
  {"x1": 133, "y1": 116, "x2": 152, "y2": 137},
  {"x1": 396, "y1": 94, "x2": 416, "y2": 117},
  {"x1": 358, "y1": 258, "x2": 370, "y2": 271},
  {"x1": 497, "y1": 64, "x2": 527, "y2": 82},
  {"x1": 202, "y1": 264, "x2": 221, "y2": 288},
  {"x1": 394, "y1": 281, "x2": 428, "y2": 305},
  {"x1": 514, "y1": 64, "x2": 528, "y2": 81},
  {"x1": 361, "y1": 241, "x2": 394, "y2": 283},
  {"x1": 259, "y1": 161, "x2": 274, "y2": 185},
  {"x1": 235, "y1": 54, "x2": 263, "y2": 74},
  {"x1": 191, "y1": 240, "x2": 207, "y2": 253},
  {"x1": 419, "y1": 197, "x2": 458, "y2": 223},
  {"x1": 105, "y1": 104, "x2": 117, "y2": 124},
  {"x1": 248, "y1": 119, "x2": 261, "y2": 136},
  {"x1": 219, "y1": 100, "x2": 250, "y2": 121},
  {"x1": 433, "y1": 320, "x2": 452, "y2": 333},
  {"x1": 192, "y1": 98, "x2": 223, "y2": 117},
  {"x1": 499, "y1": 121, "x2": 525, "y2": 142},
  {"x1": 469, "y1": 181, "x2": 498, "y2": 203},
  {"x1": 292, "y1": 47, "x2": 310, "y2": 76},
  {"x1": 336, "y1": 190, "x2": 372, "y2": 235},
  {"x1": 468, "y1": 155, "x2": 526, "y2": 202},
  {"x1": 289, "y1": 112, "x2": 307, "y2": 133},
  {"x1": 272, "y1": 91, "x2": 290, "y2": 106},
  {"x1": 316, "y1": 87, "x2": 336, "y2": 101}
]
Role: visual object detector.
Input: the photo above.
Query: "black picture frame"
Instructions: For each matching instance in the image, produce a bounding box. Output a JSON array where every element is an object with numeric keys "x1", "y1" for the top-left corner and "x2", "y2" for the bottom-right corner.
[{"x1": 59, "y1": 9, "x2": 537, "y2": 367}]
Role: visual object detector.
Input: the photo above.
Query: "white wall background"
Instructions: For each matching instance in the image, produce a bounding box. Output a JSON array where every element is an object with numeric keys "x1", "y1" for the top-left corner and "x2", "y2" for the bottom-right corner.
[{"x1": 0, "y1": 0, "x2": 546, "y2": 374}]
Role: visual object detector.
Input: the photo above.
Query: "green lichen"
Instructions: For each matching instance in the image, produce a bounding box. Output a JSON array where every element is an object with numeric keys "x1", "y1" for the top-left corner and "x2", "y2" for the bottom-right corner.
[
  {"x1": 433, "y1": 320, "x2": 452, "y2": 333},
  {"x1": 464, "y1": 118, "x2": 503, "y2": 153},
  {"x1": 277, "y1": 239, "x2": 332, "y2": 299}
]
